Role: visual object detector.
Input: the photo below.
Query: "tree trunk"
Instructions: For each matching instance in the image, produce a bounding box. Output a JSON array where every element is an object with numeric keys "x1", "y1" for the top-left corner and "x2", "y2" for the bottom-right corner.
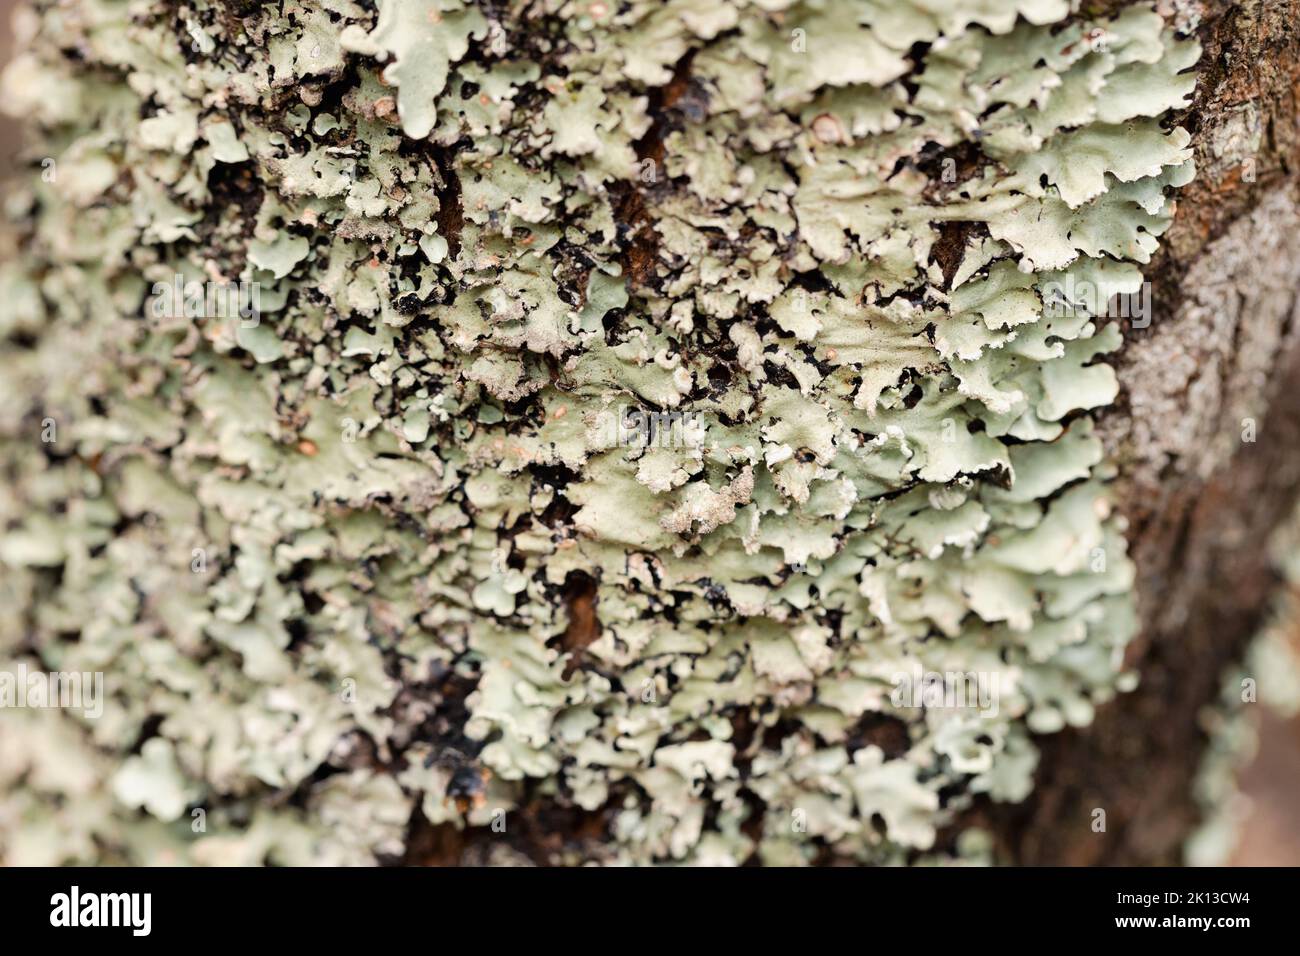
[{"x1": 1, "y1": 0, "x2": 1297, "y2": 867}]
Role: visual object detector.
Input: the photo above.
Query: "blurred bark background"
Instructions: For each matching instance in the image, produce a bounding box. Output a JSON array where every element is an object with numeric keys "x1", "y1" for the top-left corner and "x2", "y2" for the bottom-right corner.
[{"x1": 0, "y1": 0, "x2": 15, "y2": 170}]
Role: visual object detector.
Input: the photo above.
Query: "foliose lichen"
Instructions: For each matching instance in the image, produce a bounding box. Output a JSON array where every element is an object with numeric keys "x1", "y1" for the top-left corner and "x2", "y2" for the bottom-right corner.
[{"x1": 0, "y1": 0, "x2": 1198, "y2": 864}]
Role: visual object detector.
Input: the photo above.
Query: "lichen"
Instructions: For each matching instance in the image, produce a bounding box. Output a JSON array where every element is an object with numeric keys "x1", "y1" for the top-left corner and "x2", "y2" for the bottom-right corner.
[{"x1": 0, "y1": 0, "x2": 1198, "y2": 865}]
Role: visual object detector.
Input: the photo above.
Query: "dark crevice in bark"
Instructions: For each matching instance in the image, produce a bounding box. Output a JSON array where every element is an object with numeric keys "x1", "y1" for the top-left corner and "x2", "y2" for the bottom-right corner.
[
  {"x1": 397, "y1": 805, "x2": 470, "y2": 866},
  {"x1": 398, "y1": 792, "x2": 621, "y2": 866},
  {"x1": 930, "y1": 219, "x2": 989, "y2": 290},
  {"x1": 428, "y1": 145, "x2": 464, "y2": 261},
  {"x1": 556, "y1": 569, "x2": 601, "y2": 680},
  {"x1": 612, "y1": 49, "x2": 698, "y2": 293}
]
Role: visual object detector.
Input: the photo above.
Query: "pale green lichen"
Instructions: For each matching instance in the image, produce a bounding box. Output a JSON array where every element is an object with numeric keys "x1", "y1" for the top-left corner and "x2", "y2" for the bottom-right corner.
[{"x1": 0, "y1": 0, "x2": 1197, "y2": 865}]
